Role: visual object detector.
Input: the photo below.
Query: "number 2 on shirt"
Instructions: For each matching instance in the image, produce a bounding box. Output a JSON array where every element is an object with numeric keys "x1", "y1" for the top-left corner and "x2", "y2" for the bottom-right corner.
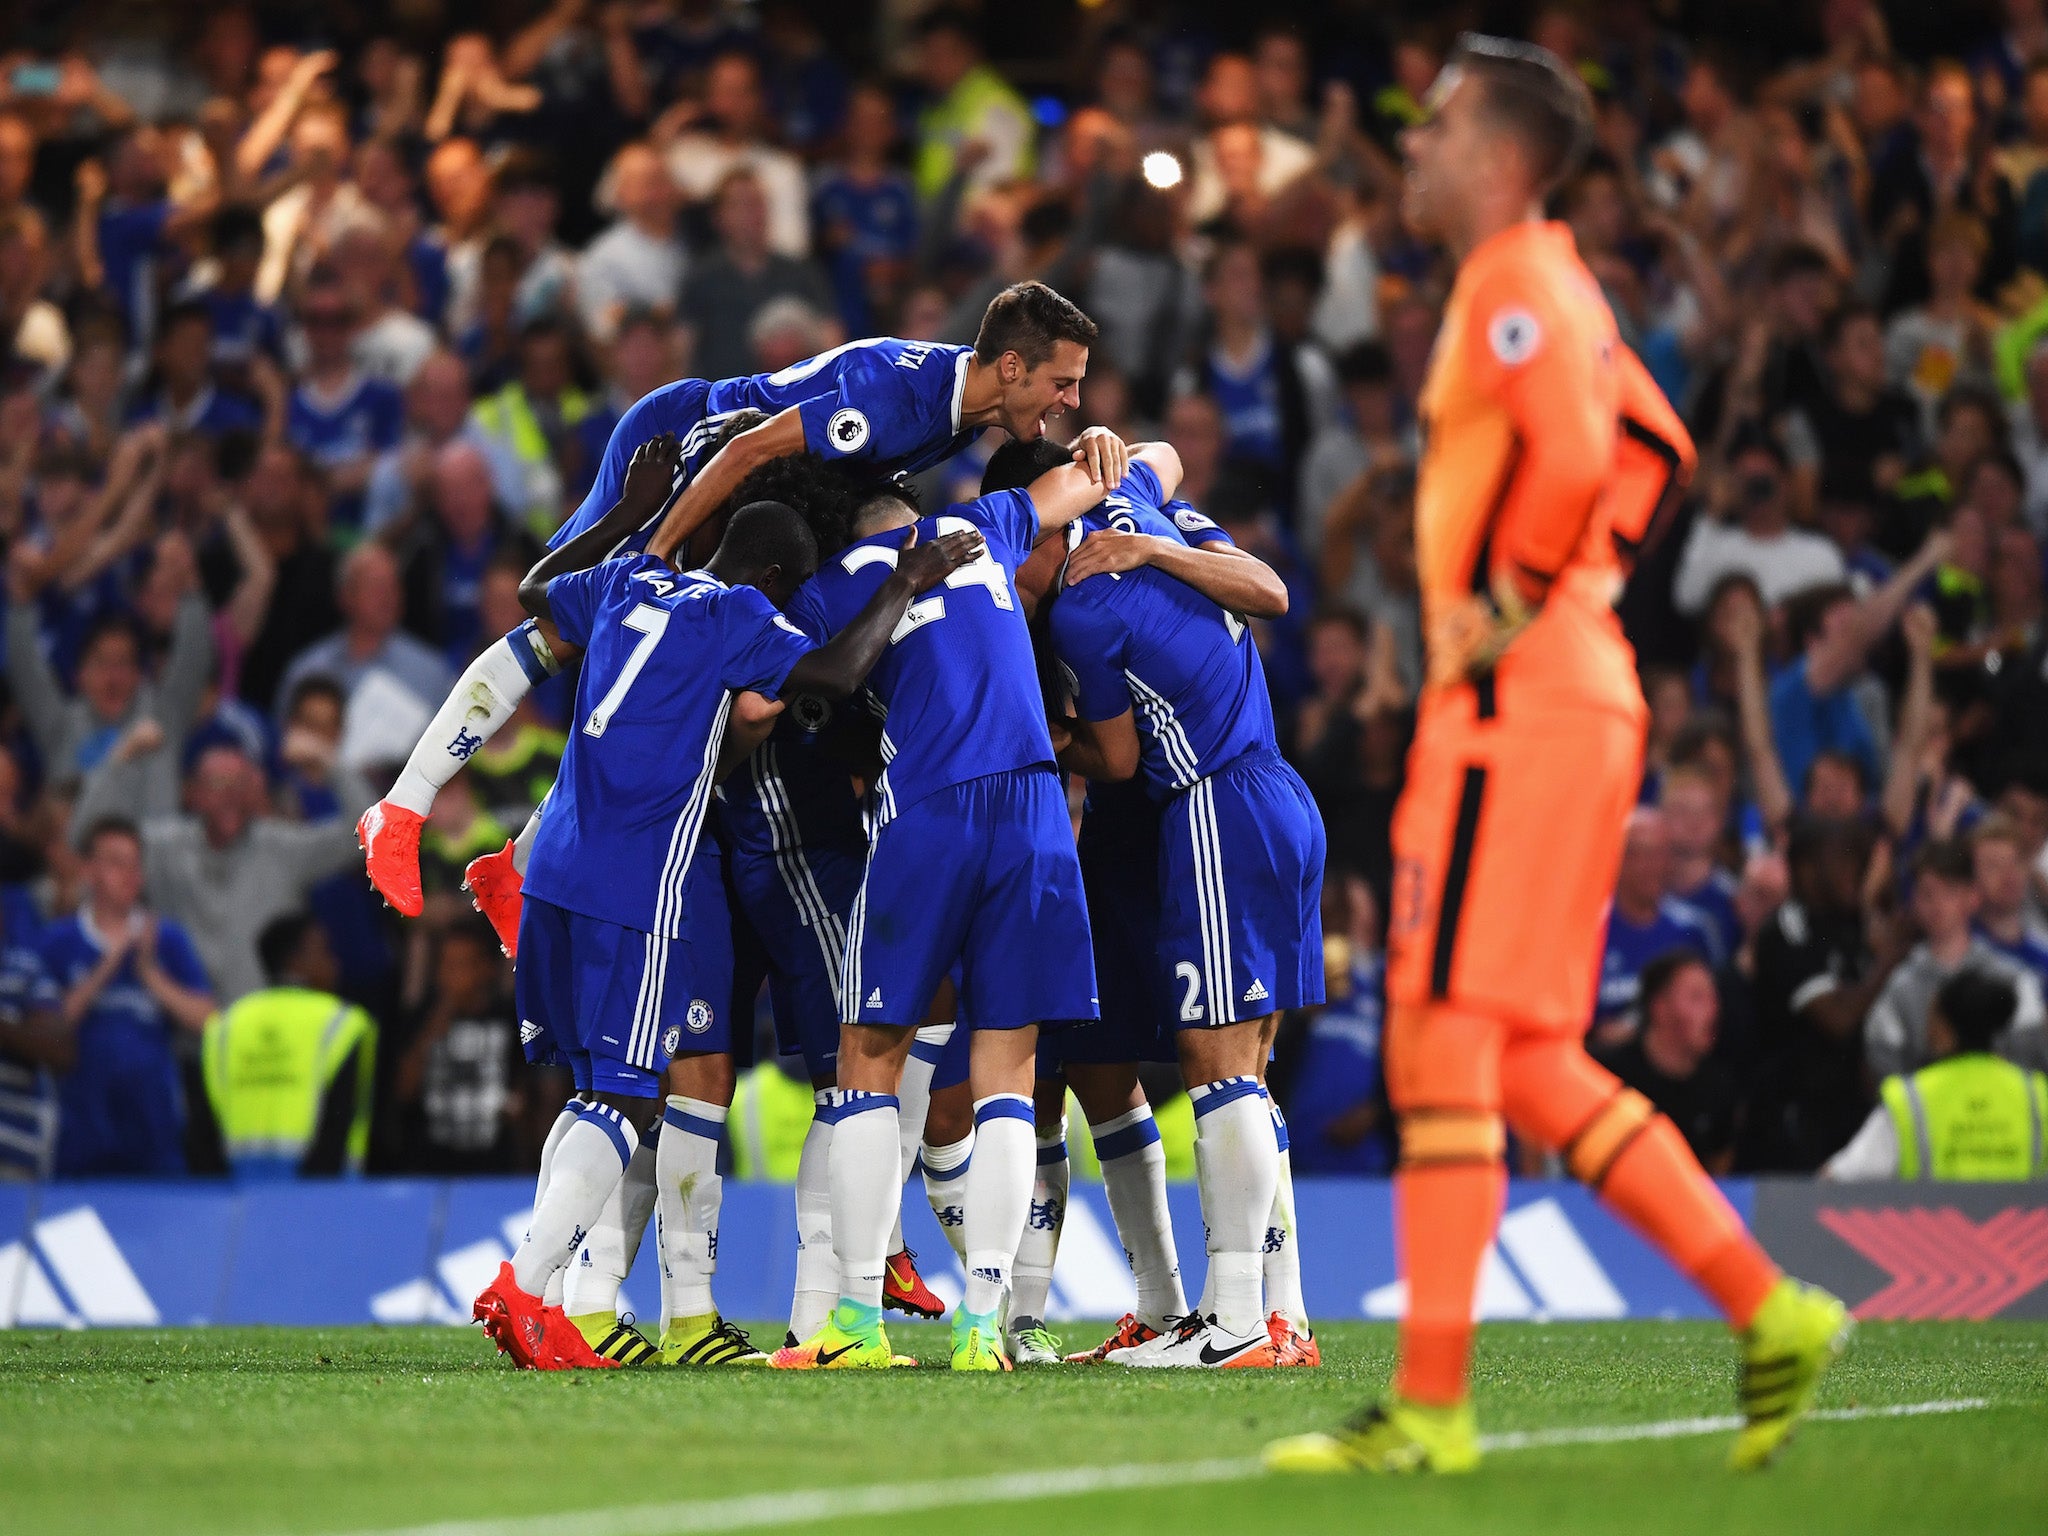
[
  {"x1": 841, "y1": 515, "x2": 1010, "y2": 643},
  {"x1": 583, "y1": 603, "x2": 669, "y2": 737}
]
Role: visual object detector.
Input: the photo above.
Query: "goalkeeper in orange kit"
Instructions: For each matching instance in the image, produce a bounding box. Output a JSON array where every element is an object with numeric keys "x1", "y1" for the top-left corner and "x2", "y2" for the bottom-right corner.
[{"x1": 1265, "y1": 35, "x2": 1848, "y2": 1476}]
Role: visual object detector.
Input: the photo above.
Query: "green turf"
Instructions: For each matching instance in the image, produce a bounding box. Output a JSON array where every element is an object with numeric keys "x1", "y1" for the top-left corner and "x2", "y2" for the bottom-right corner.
[{"x1": 2, "y1": 1320, "x2": 2043, "y2": 1535}]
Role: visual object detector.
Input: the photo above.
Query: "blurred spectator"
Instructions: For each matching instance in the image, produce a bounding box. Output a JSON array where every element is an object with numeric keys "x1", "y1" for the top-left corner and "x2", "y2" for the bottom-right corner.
[
  {"x1": 1299, "y1": 342, "x2": 1404, "y2": 554},
  {"x1": 74, "y1": 126, "x2": 218, "y2": 359},
  {"x1": 1866, "y1": 838, "x2": 2046, "y2": 1078},
  {"x1": 1285, "y1": 871, "x2": 1392, "y2": 1176},
  {"x1": 1674, "y1": 433, "x2": 1845, "y2": 615},
  {"x1": 660, "y1": 51, "x2": 808, "y2": 258},
  {"x1": 129, "y1": 301, "x2": 263, "y2": 436},
  {"x1": 46, "y1": 816, "x2": 215, "y2": 1176},
  {"x1": 911, "y1": 8, "x2": 1034, "y2": 201},
  {"x1": 7, "y1": 505, "x2": 214, "y2": 817},
  {"x1": 333, "y1": 217, "x2": 437, "y2": 388},
  {"x1": 1744, "y1": 818, "x2": 1894, "y2": 1171},
  {"x1": 1886, "y1": 214, "x2": 1998, "y2": 436},
  {"x1": 364, "y1": 350, "x2": 524, "y2": 537},
  {"x1": 397, "y1": 441, "x2": 534, "y2": 667},
  {"x1": 391, "y1": 918, "x2": 525, "y2": 1172},
  {"x1": 256, "y1": 102, "x2": 364, "y2": 304},
  {"x1": 0, "y1": 209, "x2": 66, "y2": 392},
  {"x1": 680, "y1": 169, "x2": 835, "y2": 381},
  {"x1": 286, "y1": 286, "x2": 405, "y2": 531},
  {"x1": 1594, "y1": 951, "x2": 1743, "y2": 1174},
  {"x1": 0, "y1": 894, "x2": 65, "y2": 1180},
  {"x1": 177, "y1": 204, "x2": 285, "y2": 383},
  {"x1": 1973, "y1": 813, "x2": 2048, "y2": 983},
  {"x1": 1787, "y1": 302, "x2": 1922, "y2": 513},
  {"x1": 1187, "y1": 51, "x2": 1315, "y2": 229},
  {"x1": 201, "y1": 913, "x2": 376, "y2": 1178},
  {"x1": 275, "y1": 542, "x2": 453, "y2": 721},
  {"x1": 578, "y1": 143, "x2": 685, "y2": 346},
  {"x1": 470, "y1": 318, "x2": 597, "y2": 540},
  {"x1": 1595, "y1": 809, "x2": 1719, "y2": 1028},
  {"x1": 226, "y1": 443, "x2": 340, "y2": 711},
  {"x1": 1826, "y1": 967, "x2": 2048, "y2": 1178},
  {"x1": 812, "y1": 84, "x2": 918, "y2": 336},
  {"x1": 1869, "y1": 60, "x2": 2018, "y2": 315},
  {"x1": 80, "y1": 742, "x2": 370, "y2": 1003}
]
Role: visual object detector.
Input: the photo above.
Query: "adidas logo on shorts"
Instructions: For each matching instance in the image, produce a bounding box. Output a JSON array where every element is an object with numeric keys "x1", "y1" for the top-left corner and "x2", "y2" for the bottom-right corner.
[
  {"x1": 1242, "y1": 979, "x2": 1269, "y2": 1004},
  {"x1": 865, "y1": 988, "x2": 883, "y2": 1009}
]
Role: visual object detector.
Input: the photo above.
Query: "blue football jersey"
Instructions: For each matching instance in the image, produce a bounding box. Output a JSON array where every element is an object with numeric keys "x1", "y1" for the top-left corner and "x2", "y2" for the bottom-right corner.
[
  {"x1": 525, "y1": 555, "x2": 815, "y2": 937},
  {"x1": 787, "y1": 490, "x2": 1049, "y2": 824},
  {"x1": 717, "y1": 703, "x2": 868, "y2": 861},
  {"x1": 1050, "y1": 489, "x2": 1278, "y2": 803},
  {"x1": 550, "y1": 337, "x2": 980, "y2": 554}
]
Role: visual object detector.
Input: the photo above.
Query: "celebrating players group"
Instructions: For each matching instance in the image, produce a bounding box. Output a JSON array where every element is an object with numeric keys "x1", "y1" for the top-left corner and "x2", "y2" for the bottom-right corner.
[{"x1": 358, "y1": 279, "x2": 1327, "y2": 1375}]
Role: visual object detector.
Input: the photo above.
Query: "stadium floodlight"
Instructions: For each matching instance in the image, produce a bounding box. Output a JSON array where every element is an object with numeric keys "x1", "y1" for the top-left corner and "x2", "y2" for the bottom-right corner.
[{"x1": 1142, "y1": 151, "x2": 1183, "y2": 190}]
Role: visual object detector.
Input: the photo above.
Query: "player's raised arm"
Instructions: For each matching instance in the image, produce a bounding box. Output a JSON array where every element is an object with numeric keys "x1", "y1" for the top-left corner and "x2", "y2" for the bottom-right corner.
[
  {"x1": 646, "y1": 408, "x2": 810, "y2": 562},
  {"x1": 782, "y1": 524, "x2": 986, "y2": 699},
  {"x1": 518, "y1": 433, "x2": 684, "y2": 625}
]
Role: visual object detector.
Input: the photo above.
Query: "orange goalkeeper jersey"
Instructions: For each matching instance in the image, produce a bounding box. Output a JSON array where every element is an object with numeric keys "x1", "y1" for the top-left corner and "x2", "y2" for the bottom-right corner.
[{"x1": 1414, "y1": 220, "x2": 1693, "y2": 713}]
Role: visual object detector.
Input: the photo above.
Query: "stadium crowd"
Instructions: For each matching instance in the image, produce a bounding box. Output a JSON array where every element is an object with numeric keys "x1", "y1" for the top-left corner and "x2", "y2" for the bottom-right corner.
[{"x1": 0, "y1": 0, "x2": 2046, "y2": 1184}]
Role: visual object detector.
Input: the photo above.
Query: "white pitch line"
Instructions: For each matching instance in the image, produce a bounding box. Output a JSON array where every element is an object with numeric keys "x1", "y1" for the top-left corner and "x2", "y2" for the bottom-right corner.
[{"x1": 319, "y1": 1398, "x2": 1992, "y2": 1536}]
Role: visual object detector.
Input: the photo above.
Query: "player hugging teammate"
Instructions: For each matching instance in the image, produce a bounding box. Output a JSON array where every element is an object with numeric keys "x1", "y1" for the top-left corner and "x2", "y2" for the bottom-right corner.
[{"x1": 366, "y1": 280, "x2": 1326, "y2": 1374}]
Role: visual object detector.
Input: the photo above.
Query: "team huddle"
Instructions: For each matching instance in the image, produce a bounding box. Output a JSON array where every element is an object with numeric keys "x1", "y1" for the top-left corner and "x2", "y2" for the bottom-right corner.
[
  {"x1": 357, "y1": 280, "x2": 1326, "y2": 1374},
  {"x1": 359, "y1": 32, "x2": 1860, "y2": 1473}
]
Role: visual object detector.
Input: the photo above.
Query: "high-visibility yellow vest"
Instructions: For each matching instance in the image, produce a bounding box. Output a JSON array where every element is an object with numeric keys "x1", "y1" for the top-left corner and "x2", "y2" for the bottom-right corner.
[
  {"x1": 1881, "y1": 1053, "x2": 2048, "y2": 1180},
  {"x1": 728, "y1": 1062, "x2": 817, "y2": 1182},
  {"x1": 470, "y1": 383, "x2": 596, "y2": 539},
  {"x1": 914, "y1": 65, "x2": 1036, "y2": 201},
  {"x1": 202, "y1": 987, "x2": 377, "y2": 1178}
]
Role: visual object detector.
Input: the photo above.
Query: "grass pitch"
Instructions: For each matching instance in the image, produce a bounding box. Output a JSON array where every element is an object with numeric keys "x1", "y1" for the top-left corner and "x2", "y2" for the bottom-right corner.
[{"x1": 3, "y1": 1320, "x2": 2043, "y2": 1535}]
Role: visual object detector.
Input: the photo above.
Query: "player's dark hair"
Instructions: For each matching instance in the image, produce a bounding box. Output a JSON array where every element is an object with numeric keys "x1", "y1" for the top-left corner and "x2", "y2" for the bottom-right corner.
[
  {"x1": 728, "y1": 450, "x2": 857, "y2": 555},
  {"x1": 973, "y1": 280, "x2": 1099, "y2": 367},
  {"x1": 718, "y1": 499, "x2": 821, "y2": 583},
  {"x1": 1936, "y1": 967, "x2": 2019, "y2": 1054},
  {"x1": 707, "y1": 408, "x2": 770, "y2": 458},
  {"x1": 77, "y1": 814, "x2": 141, "y2": 857},
  {"x1": 980, "y1": 436, "x2": 1072, "y2": 495},
  {"x1": 258, "y1": 913, "x2": 316, "y2": 985},
  {"x1": 1449, "y1": 33, "x2": 1594, "y2": 195}
]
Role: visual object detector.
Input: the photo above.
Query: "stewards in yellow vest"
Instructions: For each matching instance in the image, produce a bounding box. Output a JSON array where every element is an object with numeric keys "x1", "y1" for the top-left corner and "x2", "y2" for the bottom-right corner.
[
  {"x1": 202, "y1": 916, "x2": 376, "y2": 1179},
  {"x1": 728, "y1": 1060, "x2": 817, "y2": 1181},
  {"x1": 1827, "y1": 969, "x2": 2048, "y2": 1180},
  {"x1": 467, "y1": 325, "x2": 597, "y2": 541}
]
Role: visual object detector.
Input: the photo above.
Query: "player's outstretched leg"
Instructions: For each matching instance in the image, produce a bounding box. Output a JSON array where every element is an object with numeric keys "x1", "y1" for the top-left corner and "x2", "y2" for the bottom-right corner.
[
  {"x1": 1007, "y1": 1082, "x2": 1070, "y2": 1366},
  {"x1": 363, "y1": 622, "x2": 556, "y2": 913},
  {"x1": 1501, "y1": 1034, "x2": 1850, "y2": 1468},
  {"x1": 475, "y1": 1097, "x2": 646, "y2": 1369},
  {"x1": 563, "y1": 1122, "x2": 660, "y2": 1365}
]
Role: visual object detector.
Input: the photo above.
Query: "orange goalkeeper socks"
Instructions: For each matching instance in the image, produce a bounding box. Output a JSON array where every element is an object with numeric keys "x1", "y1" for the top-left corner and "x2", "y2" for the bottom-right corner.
[{"x1": 1392, "y1": 1159, "x2": 1506, "y2": 1406}]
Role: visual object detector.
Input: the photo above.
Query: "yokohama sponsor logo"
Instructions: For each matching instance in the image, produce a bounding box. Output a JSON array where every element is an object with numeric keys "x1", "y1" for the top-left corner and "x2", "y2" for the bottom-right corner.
[{"x1": 1817, "y1": 1207, "x2": 2048, "y2": 1320}]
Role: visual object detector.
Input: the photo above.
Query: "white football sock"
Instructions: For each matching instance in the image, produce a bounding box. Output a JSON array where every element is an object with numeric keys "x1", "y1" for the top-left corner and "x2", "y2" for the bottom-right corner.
[
  {"x1": 1009, "y1": 1116, "x2": 1068, "y2": 1326},
  {"x1": 1265, "y1": 1098, "x2": 1307, "y2": 1330},
  {"x1": 1190, "y1": 1076, "x2": 1278, "y2": 1336},
  {"x1": 657, "y1": 1097, "x2": 726, "y2": 1325},
  {"x1": 1092, "y1": 1103, "x2": 1186, "y2": 1330},
  {"x1": 531, "y1": 1101, "x2": 578, "y2": 1307},
  {"x1": 921, "y1": 1131, "x2": 973, "y2": 1260},
  {"x1": 510, "y1": 806, "x2": 539, "y2": 876},
  {"x1": 829, "y1": 1092, "x2": 900, "y2": 1309},
  {"x1": 962, "y1": 1093, "x2": 1033, "y2": 1318},
  {"x1": 790, "y1": 1096, "x2": 836, "y2": 1341},
  {"x1": 510, "y1": 1103, "x2": 631, "y2": 1296},
  {"x1": 888, "y1": 1024, "x2": 948, "y2": 1253},
  {"x1": 387, "y1": 626, "x2": 549, "y2": 816},
  {"x1": 563, "y1": 1125, "x2": 655, "y2": 1320}
]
